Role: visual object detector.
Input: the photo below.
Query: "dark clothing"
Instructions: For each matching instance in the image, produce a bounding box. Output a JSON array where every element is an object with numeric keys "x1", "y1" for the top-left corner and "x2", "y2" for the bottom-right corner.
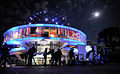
[
  {"x1": 43, "y1": 49, "x2": 47, "y2": 65},
  {"x1": 86, "y1": 48, "x2": 95, "y2": 61},
  {"x1": 69, "y1": 50, "x2": 75, "y2": 59},
  {"x1": 24, "y1": 52, "x2": 28, "y2": 65},
  {"x1": 47, "y1": 49, "x2": 54, "y2": 65},
  {"x1": 28, "y1": 47, "x2": 36, "y2": 56},
  {"x1": 0, "y1": 44, "x2": 11, "y2": 67},
  {"x1": 54, "y1": 49, "x2": 62, "y2": 66},
  {"x1": 86, "y1": 50, "x2": 93, "y2": 59},
  {"x1": 68, "y1": 49, "x2": 75, "y2": 65},
  {"x1": 27, "y1": 46, "x2": 36, "y2": 66},
  {"x1": 48, "y1": 49, "x2": 54, "y2": 58}
]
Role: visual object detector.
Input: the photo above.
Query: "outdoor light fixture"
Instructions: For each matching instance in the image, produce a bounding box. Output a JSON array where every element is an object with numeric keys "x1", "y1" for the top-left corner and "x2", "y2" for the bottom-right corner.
[
  {"x1": 45, "y1": 18, "x2": 48, "y2": 21},
  {"x1": 52, "y1": 19, "x2": 55, "y2": 22},
  {"x1": 24, "y1": 10, "x2": 70, "y2": 26}
]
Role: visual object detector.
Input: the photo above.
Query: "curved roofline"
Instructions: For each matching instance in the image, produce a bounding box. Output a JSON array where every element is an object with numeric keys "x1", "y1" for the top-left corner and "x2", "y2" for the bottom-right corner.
[
  {"x1": 4, "y1": 24, "x2": 86, "y2": 38},
  {"x1": 4, "y1": 37, "x2": 86, "y2": 45}
]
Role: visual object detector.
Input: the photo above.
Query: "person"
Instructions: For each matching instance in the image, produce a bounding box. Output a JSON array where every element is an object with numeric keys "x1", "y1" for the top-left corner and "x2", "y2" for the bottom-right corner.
[
  {"x1": 91, "y1": 46, "x2": 95, "y2": 61},
  {"x1": 54, "y1": 49, "x2": 62, "y2": 66},
  {"x1": 43, "y1": 48, "x2": 47, "y2": 66},
  {"x1": 27, "y1": 45, "x2": 36, "y2": 66},
  {"x1": 24, "y1": 51, "x2": 28, "y2": 65},
  {"x1": 0, "y1": 43, "x2": 11, "y2": 67},
  {"x1": 47, "y1": 48, "x2": 54, "y2": 65},
  {"x1": 86, "y1": 46, "x2": 96, "y2": 65},
  {"x1": 75, "y1": 54, "x2": 79, "y2": 64},
  {"x1": 62, "y1": 56, "x2": 66, "y2": 66},
  {"x1": 68, "y1": 48, "x2": 75, "y2": 65},
  {"x1": 86, "y1": 50, "x2": 92, "y2": 60},
  {"x1": 99, "y1": 47, "x2": 105, "y2": 64}
]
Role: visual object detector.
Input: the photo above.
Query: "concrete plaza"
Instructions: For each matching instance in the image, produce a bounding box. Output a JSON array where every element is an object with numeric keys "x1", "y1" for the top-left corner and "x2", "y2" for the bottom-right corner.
[{"x1": 0, "y1": 63, "x2": 120, "y2": 74}]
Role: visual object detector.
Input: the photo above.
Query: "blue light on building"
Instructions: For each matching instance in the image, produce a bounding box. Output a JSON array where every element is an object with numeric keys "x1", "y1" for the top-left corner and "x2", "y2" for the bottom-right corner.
[{"x1": 3, "y1": 24, "x2": 87, "y2": 56}]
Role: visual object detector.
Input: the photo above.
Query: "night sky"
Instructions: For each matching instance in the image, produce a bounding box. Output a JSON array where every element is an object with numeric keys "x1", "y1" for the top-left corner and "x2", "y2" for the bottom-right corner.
[{"x1": 0, "y1": 0, "x2": 120, "y2": 45}]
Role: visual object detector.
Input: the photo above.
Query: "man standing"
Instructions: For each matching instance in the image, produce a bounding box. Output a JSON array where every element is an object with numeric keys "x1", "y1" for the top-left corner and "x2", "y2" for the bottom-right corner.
[
  {"x1": 68, "y1": 48, "x2": 75, "y2": 65},
  {"x1": 0, "y1": 43, "x2": 11, "y2": 67},
  {"x1": 28, "y1": 45, "x2": 36, "y2": 66},
  {"x1": 43, "y1": 48, "x2": 47, "y2": 66},
  {"x1": 47, "y1": 48, "x2": 54, "y2": 65},
  {"x1": 54, "y1": 49, "x2": 62, "y2": 66}
]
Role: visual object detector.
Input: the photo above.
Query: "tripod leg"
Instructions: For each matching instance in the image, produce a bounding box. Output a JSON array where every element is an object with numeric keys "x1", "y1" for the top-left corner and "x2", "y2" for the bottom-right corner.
[
  {"x1": 8, "y1": 57, "x2": 11, "y2": 67},
  {"x1": 32, "y1": 57, "x2": 36, "y2": 65},
  {"x1": 0, "y1": 60, "x2": 4, "y2": 66}
]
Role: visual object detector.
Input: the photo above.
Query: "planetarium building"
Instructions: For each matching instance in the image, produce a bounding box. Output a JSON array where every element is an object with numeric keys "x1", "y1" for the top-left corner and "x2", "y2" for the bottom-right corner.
[
  {"x1": 1, "y1": 8, "x2": 90, "y2": 65},
  {"x1": 3, "y1": 23, "x2": 87, "y2": 65}
]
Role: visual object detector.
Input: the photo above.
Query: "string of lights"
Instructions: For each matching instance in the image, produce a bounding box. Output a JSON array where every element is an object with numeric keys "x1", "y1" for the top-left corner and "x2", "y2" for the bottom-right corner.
[{"x1": 24, "y1": 10, "x2": 70, "y2": 26}]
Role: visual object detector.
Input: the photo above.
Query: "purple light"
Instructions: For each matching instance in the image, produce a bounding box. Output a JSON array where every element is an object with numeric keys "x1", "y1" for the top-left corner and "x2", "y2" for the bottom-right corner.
[
  {"x1": 55, "y1": 18, "x2": 57, "y2": 20},
  {"x1": 56, "y1": 22, "x2": 58, "y2": 24},
  {"x1": 52, "y1": 19, "x2": 55, "y2": 22},
  {"x1": 44, "y1": 11, "x2": 47, "y2": 13},
  {"x1": 33, "y1": 15, "x2": 36, "y2": 18},
  {"x1": 36, "y1": 13, "x2": 39, "y2": 15},
  {"x1": 29, "y1": 23, "x2": 31, "y2": 25},
  {"x1": 45, "y1": 18, "x2": 48, "y2": 21},
  {"x1": 30, "y1": 17, "x2": 33, "y2": 20},
  {"x1": 4, "y1": 24, "x2": 86, "y2": 38},
  {"x1": 68, "y1": 23, "x2": 70, "y2": 25}
]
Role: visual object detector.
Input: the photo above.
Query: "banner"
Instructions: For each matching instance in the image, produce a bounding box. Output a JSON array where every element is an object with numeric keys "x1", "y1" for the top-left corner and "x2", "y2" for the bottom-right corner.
[
  {"x1": 69, "y1": 30, "x2": 73, "y2": 37},
  {"x1": 65, "y1": 29, "x2": 69, "y2": 36},
  {"x1": 26, "y1": 27, "x2": 30, "y2": 35},
  {"x1": 22, "y1": 28, "x2": 25, "y2": 35},
  {"x1": 19, "y1": 28, "x2": 22, "y2": 38},
  {"x1": 58, "y1": 28, "x2": 61, "y2": 35},
  {"x1": 11, "y1": 31, "x2": 13, "y2": 39},
  {"x1": 77, "y1": 33, "x2": 80, "y2": 41},
  {"x1": 73, "y1": 31, "x2": 77, "y2": 40},
  {"x1": 50, "y1": 27, "x2": 57, "y2": 35},
  {"x1": 14, "y1": 29, "x2": 19, "y2": 39},
  {"x1": 5, "y1": 33, "x2": 9, "y2": 41},
  {"x1": 36, "y1": 27, "x2": 41, "y2": 34},
  {"x1": 61, "y1": 28, "x2": 65, "y2": 35}
]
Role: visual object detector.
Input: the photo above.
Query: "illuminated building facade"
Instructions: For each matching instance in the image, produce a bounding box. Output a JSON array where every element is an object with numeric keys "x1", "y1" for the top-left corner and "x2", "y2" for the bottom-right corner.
[{"x1": 3, "y1": 24, "x2": 87, "y2": 65}]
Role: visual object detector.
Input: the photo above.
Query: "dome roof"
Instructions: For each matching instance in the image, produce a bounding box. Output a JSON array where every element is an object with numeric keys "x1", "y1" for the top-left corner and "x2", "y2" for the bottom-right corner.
[{"x1": 24, "y1": 10, "x2": 70, "y2": 26}]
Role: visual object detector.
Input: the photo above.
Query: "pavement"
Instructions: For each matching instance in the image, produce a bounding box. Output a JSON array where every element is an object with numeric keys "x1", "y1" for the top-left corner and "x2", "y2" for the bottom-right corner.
[{"x1": 0, "y1": 63, "x2": 120, "y2": 74}]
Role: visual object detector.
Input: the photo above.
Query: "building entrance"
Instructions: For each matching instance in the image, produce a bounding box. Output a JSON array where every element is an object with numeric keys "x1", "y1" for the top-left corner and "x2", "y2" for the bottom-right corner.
[{"x1": 33, "y1": 41, "x2": 68, "y2": 65}]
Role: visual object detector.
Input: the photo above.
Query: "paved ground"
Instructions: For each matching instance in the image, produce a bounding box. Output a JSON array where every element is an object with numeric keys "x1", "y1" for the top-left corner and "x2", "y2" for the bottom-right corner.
[{"x1": 0, "y1": 63, "x2": 120, "y2": 74}]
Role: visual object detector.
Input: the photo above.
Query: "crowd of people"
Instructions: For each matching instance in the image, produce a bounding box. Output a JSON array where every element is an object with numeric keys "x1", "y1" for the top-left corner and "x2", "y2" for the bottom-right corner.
[
  {"x1": 0, "y1": 43, "x2": 78, "y2": 67},
  {"x1": 0, "y1": 43, "x2": 37, "y2": 67},
  {"x1": 0, "y1": 43, "x2": 105, "y2": 67},
  {"x1": 43, "y1": 48, "x2": 77, "y2": 66}
]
